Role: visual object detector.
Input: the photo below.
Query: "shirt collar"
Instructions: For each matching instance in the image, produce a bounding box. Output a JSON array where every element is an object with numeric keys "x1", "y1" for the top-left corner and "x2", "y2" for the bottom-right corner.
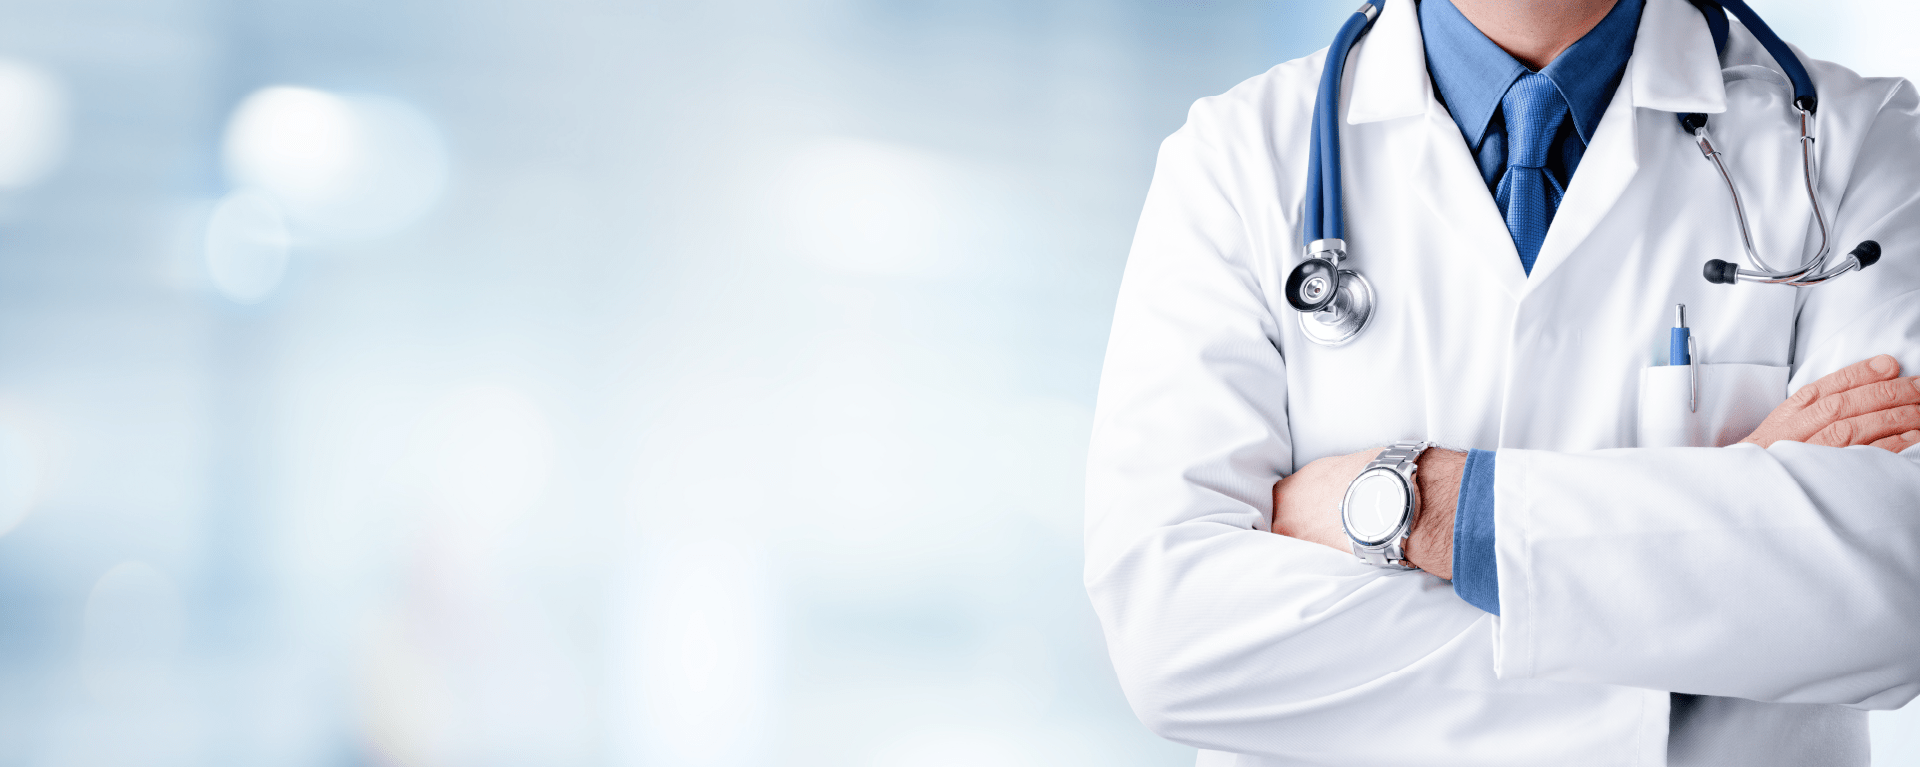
[{"x1": 1419, "y1": 0, "x2": 1644, "y2": 149}]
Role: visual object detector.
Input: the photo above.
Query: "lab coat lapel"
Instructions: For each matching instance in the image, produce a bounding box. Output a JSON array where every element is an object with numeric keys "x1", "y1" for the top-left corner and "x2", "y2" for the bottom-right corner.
[
  {"x1": 1524, "y1": 0, "x2": 1727, "y2": 288},
  {"x1": 1407, "y1": 101, "x2": 1528, "y2": 300},
  {"x1": 1347, "y1": 0, "x2": 1526, "y2": 301}
]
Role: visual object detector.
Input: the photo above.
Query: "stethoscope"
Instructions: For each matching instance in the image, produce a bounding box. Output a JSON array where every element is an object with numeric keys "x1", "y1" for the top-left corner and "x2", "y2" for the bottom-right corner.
[{"x1": 1285, "y1": 0, "x2": 1884, "y2": 347}]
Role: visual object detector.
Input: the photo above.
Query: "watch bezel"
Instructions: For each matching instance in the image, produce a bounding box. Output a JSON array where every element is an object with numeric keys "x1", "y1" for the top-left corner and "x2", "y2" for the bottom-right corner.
[{"x1": 1341, "y1": 466, "x2": 1416, "y2": 547}]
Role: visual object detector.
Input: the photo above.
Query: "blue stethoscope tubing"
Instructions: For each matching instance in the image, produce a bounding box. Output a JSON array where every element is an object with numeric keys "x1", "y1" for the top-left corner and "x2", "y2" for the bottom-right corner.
[
  {"x1": 1303, "y1": 2, "x2": 1380, "y2": 248},
  {"x1": 1287, "y1": 0, "x2": 1882, "y2": 346}
]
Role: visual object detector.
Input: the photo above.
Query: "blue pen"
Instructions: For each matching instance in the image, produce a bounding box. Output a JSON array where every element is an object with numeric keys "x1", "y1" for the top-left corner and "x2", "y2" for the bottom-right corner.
[
  {"x1": 1672, "y1": 304, "x2": 1697, "y2": 412},
  {"x1": 1671, "y1": 305, "x2": 1691, "y2": 365}
]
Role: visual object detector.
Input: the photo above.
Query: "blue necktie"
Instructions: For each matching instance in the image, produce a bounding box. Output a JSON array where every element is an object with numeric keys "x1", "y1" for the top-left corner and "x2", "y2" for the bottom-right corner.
[{"x1": 1494, "y1": 73, "x2": 1568, "y2": 275}]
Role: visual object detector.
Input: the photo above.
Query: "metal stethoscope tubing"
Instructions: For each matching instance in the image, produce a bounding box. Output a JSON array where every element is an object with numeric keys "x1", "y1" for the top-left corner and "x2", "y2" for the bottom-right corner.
[
  {"x1": 1687, "y1": 0, "x2": 1881, "y2": 288},
  {"x1": 1695, "y1": 107, "x2": 1881, "y2": 287}
]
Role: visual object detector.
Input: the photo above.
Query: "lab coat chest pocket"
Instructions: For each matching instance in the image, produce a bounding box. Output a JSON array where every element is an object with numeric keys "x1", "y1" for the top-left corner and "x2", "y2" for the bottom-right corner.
[{"x1": 1638, "y1": 364, "x2": 1789, "y2": 447}]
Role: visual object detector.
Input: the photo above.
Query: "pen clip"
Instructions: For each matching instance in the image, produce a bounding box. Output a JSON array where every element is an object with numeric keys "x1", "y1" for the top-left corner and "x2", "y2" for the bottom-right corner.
[{"x1": 1688, "y1": 334, "x2": 1699, "y2": 413}]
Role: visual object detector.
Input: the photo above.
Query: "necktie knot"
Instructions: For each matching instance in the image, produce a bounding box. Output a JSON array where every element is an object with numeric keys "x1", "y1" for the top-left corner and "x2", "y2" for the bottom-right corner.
[{"x1": 1502, "y1": 73, "x2": 1569, "y2": 169}]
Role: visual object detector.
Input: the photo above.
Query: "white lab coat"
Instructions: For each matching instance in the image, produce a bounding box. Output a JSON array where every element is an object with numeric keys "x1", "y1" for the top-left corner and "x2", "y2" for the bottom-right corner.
[{"x1": 1083, "y1": 0, "x2": 1920, "y2": 764}]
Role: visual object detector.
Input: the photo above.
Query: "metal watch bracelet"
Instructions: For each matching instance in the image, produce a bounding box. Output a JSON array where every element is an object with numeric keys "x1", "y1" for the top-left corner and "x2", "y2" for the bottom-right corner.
[{"x1": 1349, "y1": 440, "x2": 1428, "y2": 569}]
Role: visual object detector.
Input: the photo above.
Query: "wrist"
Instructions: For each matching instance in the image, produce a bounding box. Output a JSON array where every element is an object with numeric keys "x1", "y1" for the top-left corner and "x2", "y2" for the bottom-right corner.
[{"x1": 1408, "y1": 448, "x2": 1466, "y2": 579}]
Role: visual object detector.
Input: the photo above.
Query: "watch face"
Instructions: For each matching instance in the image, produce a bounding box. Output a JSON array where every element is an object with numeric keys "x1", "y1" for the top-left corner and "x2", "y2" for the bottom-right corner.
[{"x1": 1343, "y1": 470, "x2": 1408, "y2": 546}]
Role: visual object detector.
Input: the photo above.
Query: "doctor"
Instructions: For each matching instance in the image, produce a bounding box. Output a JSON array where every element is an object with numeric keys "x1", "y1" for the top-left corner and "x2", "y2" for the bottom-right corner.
[{"x1": 1085, "y1": 0, "x2": 1920, "y2": 764}]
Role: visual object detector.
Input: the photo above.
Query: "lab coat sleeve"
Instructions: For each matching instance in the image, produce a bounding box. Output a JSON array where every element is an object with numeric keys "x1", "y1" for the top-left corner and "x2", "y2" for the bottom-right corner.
[
  {"x1": 1084, "y1": 98, "x2": 1658, "y2": 762},
  {"x1": 1491, "y1": 80, "x2": 1920, "y2": 710}
]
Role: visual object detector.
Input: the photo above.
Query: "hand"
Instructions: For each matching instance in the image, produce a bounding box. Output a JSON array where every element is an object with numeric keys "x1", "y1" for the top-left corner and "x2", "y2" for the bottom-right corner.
[
  {"x1": 1272, "y1": 447, "x2": 1466, "y2": 579},
  {"x1": 1271, "y1": 449, "x2": 1371, "y2": 554},
  {"x1": 1740, "y1": 355, "x2": 1920, "y2": 453}
]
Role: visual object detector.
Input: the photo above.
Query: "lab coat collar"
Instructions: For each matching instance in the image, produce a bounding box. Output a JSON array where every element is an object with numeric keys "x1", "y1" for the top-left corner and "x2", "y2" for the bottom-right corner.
[
  {"x1": 1345, "y1": 0, "x2": 1726, "y2": 126},
  {"x1": 1627, "y1": 0, "x2": 1727, "y2": 117},
  {"x1": 1345, "y1": 0, "x2": 1429, "y2": 125}
]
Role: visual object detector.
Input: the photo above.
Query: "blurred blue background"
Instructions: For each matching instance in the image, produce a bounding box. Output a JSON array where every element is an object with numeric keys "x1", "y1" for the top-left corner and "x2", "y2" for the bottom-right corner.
[{"x1": 0, "y1": 0, "x2": 1914, "y2": 765}]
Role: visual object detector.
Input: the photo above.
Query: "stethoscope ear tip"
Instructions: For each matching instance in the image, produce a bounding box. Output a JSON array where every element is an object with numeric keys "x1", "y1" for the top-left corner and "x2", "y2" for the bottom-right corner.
[
  {"x1": 1851, "y1": 240, "x2": 1881, "y2": 269},
  {"x1": 1703, "y1": 259, "x2": 1741, "y2": 284}
]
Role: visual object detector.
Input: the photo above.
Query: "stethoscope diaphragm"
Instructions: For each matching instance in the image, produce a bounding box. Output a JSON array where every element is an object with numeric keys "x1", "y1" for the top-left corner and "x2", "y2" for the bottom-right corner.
[{"x1": 1293, "y1": 265, "x2": 1374, "y2": 348}]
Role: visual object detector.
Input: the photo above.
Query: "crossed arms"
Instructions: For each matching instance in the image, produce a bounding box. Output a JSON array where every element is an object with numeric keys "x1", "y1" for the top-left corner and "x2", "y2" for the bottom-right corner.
[{"x1": 1273, "y1": 355, "x2": 1920, "y2": 579}]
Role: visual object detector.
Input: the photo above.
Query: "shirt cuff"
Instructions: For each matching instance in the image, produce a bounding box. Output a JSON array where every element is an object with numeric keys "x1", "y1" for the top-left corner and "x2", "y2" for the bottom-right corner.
[{"x1": 1451, "y1": 448, "x2": 1500, "y2": 615}]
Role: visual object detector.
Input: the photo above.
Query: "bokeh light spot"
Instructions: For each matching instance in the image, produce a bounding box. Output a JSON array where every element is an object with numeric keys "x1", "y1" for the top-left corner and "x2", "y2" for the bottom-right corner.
[
  {"x1": 223, "y1": 86, "x2": 448, "y2": 239},
  {"x1": 204, "y1": 190, "x2": 292, "y2": 304},
  {"x1": 0, "y1": 59, "x2": 67, "y2": 188},
  {"x1": 222, "y1": 87, "x2": 358, "y2": 205}
]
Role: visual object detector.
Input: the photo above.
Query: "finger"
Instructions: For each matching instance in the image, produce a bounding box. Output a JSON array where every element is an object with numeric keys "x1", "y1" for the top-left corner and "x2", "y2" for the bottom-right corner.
[
  {"x1": 1785, "y1": 354, "x2": 1903, "y2": 411},
  {"x1": 1787, "y1": 376, "x2": 1920, "y2": 437},
  {"x1": 1809, "y1": 404, "x2": 1920, "y2": 448},
  {"x1": 1869, "y1": 429, "x2": 1920, "y2": 454}
]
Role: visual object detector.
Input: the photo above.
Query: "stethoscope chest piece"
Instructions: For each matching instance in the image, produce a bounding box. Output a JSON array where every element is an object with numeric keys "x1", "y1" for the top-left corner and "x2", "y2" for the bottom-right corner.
[{"x1": 1286, "y1": 251, "x2": 1374, "y2": 347}]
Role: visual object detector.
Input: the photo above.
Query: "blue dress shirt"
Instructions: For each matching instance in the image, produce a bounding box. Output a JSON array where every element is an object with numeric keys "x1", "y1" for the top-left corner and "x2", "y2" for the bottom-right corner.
[{"x1": 1419, "y1": 0, "x2": 1643, "y2": 615}]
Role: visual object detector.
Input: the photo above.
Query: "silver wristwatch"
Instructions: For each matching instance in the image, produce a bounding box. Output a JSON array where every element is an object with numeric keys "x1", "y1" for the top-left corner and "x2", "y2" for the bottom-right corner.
[{"x1": 1340, "y1": 441, "x2": 1429, "y2": 569}]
